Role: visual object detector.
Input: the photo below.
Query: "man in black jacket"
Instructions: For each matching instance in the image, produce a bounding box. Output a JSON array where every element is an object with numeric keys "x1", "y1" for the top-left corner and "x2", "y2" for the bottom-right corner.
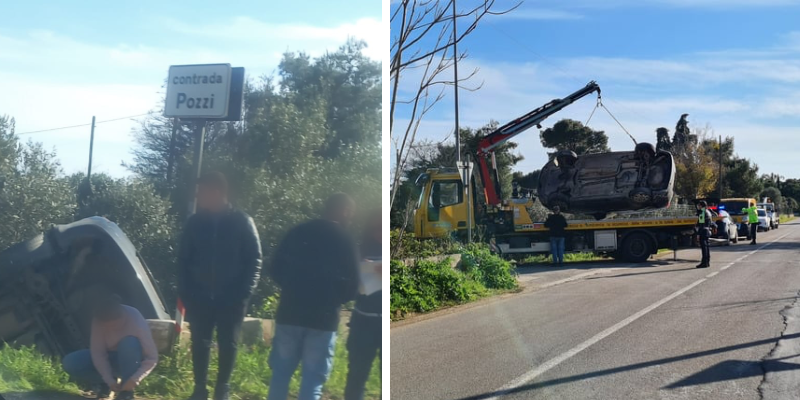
[
  {"x1": 267, "y1": 193, "x2": 360, "y2": 400},
  {"x1": 545, "y1": 206, "x2": 568, "y2": 265},
  {"x1": 178, "y1": 172, "x2": 262, "y2": 400}
]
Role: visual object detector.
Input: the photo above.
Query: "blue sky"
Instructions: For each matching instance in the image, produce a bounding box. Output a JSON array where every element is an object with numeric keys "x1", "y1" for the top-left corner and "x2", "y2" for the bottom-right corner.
[
  {"x1": 1, "y1": 0, "x2": 382, "y2": 176},
  {"x1": 392, "y1": 0, "x2": 800, "y2": 177}
]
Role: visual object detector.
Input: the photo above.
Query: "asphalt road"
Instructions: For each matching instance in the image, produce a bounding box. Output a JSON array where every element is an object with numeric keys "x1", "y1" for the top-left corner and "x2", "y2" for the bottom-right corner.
[{"x1": 391, "y1": 221, "x2": 800, "y2": 400}]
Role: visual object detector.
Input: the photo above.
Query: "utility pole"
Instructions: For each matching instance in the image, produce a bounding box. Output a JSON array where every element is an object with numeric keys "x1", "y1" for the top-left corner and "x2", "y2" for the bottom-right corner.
[
  {"x1": 187, "y1": 120, "x2": 206, "y2": 217},
  {"x1": 452, "y1": 0, "x2": 461, "y2": 162},
  {"x1": 87, "y1": 116, "x2": 96, "y2": 180},
  {"x1": 452, "y1": 0, "x2": 473, "y2": 243},
  {"x1": 718, "y1": 135, "x2": 722, "y2": 199},
  {"x1": 76, "y1": 116, "x2": 96, "y2": 220}
]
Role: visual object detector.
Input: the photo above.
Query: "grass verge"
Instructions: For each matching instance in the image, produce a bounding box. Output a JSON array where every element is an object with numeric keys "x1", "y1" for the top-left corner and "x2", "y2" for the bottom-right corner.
[
  {"x1": 518, "y1": 252, "x2": 604, "y2": 265},
  {"x1": 0, "y1": 328, "x2": 380, "y2": 400}
]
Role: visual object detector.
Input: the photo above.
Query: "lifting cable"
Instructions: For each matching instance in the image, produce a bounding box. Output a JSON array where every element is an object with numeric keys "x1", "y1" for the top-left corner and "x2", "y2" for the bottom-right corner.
[{"x1": 584, "y1": 97, "x2": 638, "y2": 146}]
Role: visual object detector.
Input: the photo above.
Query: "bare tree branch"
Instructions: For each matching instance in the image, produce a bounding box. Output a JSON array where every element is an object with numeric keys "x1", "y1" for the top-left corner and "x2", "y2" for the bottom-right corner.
[{"x1": 389, "y1": 0, "x2": 520, "y2": 211}]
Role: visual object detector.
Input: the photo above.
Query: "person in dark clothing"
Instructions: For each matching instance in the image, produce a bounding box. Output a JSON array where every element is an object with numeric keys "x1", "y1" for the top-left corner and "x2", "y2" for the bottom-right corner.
[
  {"x1": 344, "y1": 209, "x2": 382, "y2": 400},
  {"x1": 544, "y1": 206, "x2": 568, "y2": 265},
  {"x1": 178, "y1": 172, "x2": 263, "y2": 400},
  {"x1": 267, "y1": 193, "x2": 360, "y2": 400},
  {"x1": 696, "y1": 200, "x2": 713, "y2": 268}
]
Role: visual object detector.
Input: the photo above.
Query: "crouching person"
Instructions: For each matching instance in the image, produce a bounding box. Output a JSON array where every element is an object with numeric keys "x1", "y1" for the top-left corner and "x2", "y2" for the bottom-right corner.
[{"x1": 63, "y1": 292, "x2": 159, "y2": 400}]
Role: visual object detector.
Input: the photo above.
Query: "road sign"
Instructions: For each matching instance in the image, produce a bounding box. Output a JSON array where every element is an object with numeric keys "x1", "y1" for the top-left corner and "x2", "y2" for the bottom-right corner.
[{"x1": 165, "y1": 63, "x2": 232, "y2": 118}]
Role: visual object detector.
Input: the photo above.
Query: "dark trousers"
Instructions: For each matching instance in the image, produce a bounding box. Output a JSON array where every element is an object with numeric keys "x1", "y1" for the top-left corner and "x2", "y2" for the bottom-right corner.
[
  {"x1": 344, "y1": 315, "x2": 381, "y2": 400},
  {"x1": 750, "y1": 223, "x2": 758, "y2": 243},
  {"x1": 699, "y1": 232, "x2": 710, "y2": 266},
  {"x1": 186, "y1": 298, "x2": 247, "y2": 394}
]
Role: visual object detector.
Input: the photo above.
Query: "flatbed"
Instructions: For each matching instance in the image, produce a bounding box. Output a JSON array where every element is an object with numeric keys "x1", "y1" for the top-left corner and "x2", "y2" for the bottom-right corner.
[{"x1": 494, "y1": 212, "x2": 706, "y2": 263}]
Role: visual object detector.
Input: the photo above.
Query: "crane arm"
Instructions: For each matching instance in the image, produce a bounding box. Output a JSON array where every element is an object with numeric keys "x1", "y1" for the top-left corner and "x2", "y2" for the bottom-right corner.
[{"x1": 476, "y1": 81, "x2": 601, "y2": 207}]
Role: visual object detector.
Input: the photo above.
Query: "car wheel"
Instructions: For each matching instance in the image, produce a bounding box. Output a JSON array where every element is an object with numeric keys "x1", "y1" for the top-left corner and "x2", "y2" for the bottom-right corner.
[
  {"x1": 629, "y1": 187, "x2": 652, "y2": 204},
  {"x1": 593, "y1": 212, "x2": 607, "y2": 220},
  {"x1": 547, "y1": 193, "x2": 570, "y2": 212},
  {"x1": 620, "y1": 232, "x2": 654, "y2": 263},
  {"x1": 555, "y1": 150, "x2": 578, "y2": 168},
  {"x1": 634, "y1": 142, "x2": 656, "y2": 160}
]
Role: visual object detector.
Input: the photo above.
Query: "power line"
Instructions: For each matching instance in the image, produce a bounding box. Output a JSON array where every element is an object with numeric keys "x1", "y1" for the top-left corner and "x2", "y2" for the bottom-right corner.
[{"x1": 15, "y1": 113, "x2": 152, "y2": 135}]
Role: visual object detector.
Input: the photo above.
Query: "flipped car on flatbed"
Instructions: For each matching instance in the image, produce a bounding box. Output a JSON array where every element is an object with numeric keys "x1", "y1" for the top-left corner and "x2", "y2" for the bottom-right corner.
[{"x1": 0, "y1": 217, "x2": 170, "y2": 357}]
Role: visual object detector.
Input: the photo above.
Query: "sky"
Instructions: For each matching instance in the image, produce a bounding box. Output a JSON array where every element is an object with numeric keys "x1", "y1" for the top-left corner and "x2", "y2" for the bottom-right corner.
[
  {"x1": 391, "y1": 0, "x2": 800, "y2": 178},
  {"x1": 0, "y1": 0, "x2": 382, "y2": 177}
]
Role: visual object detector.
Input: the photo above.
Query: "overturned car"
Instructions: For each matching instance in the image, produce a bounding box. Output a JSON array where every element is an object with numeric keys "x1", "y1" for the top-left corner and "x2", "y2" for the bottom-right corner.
[
  {"x1": 537, "y1": 142, "x2": 676, "y2": 219},
  {"x1": 0, "y1": 217, "x2": 170, "y2": 357}
]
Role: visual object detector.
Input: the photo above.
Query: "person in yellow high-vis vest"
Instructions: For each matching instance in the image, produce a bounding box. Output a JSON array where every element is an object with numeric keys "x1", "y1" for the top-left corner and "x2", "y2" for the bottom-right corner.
[
  {"x1": 696, "y1": 200, "x2": 713, "y2": 268},
  {"x1": 742, "y1": 205, "x2": 759, "y2": 244}
]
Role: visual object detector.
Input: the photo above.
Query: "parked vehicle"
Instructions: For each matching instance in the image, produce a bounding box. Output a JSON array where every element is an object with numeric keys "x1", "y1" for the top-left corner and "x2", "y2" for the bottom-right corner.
[
  {"x1": 757, "y1": 208, "x2": 772, "y2": 231},
  {"x1": 714, "y1": 209, "x2": 739, "y2": 244},
  {"x1": 0, "y1": 217, "x2": 170, "y2": 357},
  {"x1": 757, "y1": 199, "x2": 779, "y2": 229}
]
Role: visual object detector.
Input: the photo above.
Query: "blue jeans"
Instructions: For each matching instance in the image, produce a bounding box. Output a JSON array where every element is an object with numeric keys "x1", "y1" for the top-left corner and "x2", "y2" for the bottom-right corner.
[
  {"x1": 62, "y1": 336, "x2": 143, "y2": 385},
  {"x1": 550, "y1": 236, "x2": 565, "y2": 264},
  {"x1": 267, "y1": 324, "x2": 337, "y2": 400}
]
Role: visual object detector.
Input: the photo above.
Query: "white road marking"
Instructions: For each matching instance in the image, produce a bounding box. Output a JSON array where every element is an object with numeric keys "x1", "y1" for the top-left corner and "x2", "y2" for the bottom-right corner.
[
  {"x1": 706, "y1": 271, "x2": 719, "y2": 278},
  {"x1": 537, "y1": 267, "x2": 627, "y2": 289},
  {"x1": 487, "y1": 231, "x2": 792, "y2": 399}
]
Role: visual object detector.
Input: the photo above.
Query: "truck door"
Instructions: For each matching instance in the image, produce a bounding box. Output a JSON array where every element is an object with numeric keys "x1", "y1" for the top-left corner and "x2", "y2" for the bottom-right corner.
[{"x1": 421, "y1": 179, "x2": 467, "y2": 237}]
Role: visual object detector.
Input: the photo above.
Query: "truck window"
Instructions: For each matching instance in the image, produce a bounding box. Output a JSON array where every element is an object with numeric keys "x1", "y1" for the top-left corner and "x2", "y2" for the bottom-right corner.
[
  {"x1": 429, "y1": 180, "x2": 463, "y2": 209},
  {"x1": 427, "y1": 180, "x2": 463, "y2": 222}
]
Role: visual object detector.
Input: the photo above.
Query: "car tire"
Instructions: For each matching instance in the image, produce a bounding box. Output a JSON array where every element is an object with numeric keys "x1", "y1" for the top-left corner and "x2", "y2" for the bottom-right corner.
[
  {"x1": 634, "y1": 142, "x2": 656, "y2": 160},
  {"x1": 629, "y1": 187, "x2": 652, "y2": 204},
  {"x1": 620, "y1": 232, "x2": 654, "y2": 263},
  {"x1": 593, "y1": 212, "x2": 607, "y2": 220},
  {"x1": 546, "y1": 193, "x2": 570, "y2": 212},
  {"x1": 555, "y1": 150, "x2": 578, "y2": 168}
]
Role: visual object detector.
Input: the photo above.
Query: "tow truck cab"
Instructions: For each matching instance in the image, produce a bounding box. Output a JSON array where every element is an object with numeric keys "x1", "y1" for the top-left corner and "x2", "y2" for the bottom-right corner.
[{"x1": 413, "y1": 168, "x2": 537, "y2": 239}]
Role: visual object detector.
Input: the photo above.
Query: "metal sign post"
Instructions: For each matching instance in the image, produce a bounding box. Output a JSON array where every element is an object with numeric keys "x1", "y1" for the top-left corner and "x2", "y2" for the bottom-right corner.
[
  {"x1": 164, "y1": 64, "x2": 245, "y2": 218},
  {"x1": 187, "y1": 120, "x2": 206, "y2": 216},
  {"x1": 459, "y1": 160, "x2": 474, "y2": 242}
]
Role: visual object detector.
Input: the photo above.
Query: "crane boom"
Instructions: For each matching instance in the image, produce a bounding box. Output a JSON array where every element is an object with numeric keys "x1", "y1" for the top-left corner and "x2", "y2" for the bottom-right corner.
[{"x1": 476, "y1": 81, "x2": 601, "y2": 207}]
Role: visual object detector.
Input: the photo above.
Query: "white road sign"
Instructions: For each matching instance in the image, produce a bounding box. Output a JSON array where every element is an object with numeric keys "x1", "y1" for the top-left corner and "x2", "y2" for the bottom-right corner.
[{"x1": 165, "y1": 64, "x2": 232, "y2": 118}]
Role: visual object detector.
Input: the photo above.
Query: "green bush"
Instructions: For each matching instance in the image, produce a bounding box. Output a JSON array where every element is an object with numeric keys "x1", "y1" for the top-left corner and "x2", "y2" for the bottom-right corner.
[
  {"x1": 390, "y1": 244, "x2": 517, "y2": 319},
  {"x1": 461, "y1": 244, "x2": 518, "y2": 290},
  {"x1": 390, "y1": 229, "x2": 461, "y2": 259}
]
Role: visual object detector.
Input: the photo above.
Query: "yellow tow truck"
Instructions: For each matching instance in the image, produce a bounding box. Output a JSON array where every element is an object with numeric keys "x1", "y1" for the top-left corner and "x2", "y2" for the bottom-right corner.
[{"x1": 413, "y1": 83, "x2": 710, "y2": 262}]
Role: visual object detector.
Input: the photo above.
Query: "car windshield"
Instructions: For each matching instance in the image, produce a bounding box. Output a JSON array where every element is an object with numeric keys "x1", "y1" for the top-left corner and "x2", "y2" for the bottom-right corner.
[
  {"x1": 719, "y1": 201, "x2": 749, "y2": 214},
  {"x1": 758, "y1": 209, "x2": 766, "y2": 217}
]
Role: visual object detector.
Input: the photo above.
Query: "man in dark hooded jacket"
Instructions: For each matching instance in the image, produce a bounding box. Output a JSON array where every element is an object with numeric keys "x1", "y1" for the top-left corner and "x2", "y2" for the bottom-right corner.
[{"x1": 178, "y1": 172, "x2": 262, "y2": 400}]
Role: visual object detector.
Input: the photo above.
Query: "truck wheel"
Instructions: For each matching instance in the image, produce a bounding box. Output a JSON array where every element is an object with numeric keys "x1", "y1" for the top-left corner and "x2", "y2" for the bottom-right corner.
[{"x1": 620, "y1": 232, "x2": 654, "y2": 263}]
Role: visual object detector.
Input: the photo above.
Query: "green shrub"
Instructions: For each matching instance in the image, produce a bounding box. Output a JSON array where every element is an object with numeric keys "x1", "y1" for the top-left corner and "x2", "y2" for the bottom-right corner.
[
  {"x1": 390, "y1": 229, "x2": 461, "y2": 259},
  {"x1": 390, "y1": 244, "x2": 519, "y2": 319},
  {"x1": 461, "y1": 244, "x2": 518, "y2": 290}
]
